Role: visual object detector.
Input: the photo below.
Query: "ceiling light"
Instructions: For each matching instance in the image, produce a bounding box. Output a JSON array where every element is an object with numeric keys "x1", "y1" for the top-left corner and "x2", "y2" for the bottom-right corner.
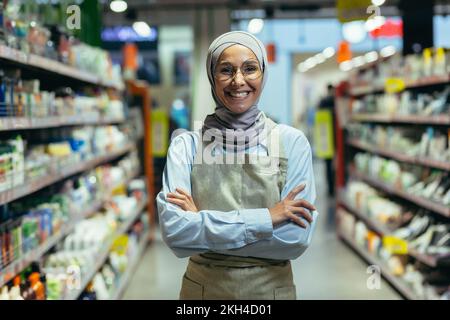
[
  {"x1": 247, "y1": 18, "x2": 264, "y2": 34},
  {"x1": 364, "y1": 51, "x2": 378, "y2": 63},
  {"x1": 133, "y1": 21, "x2": 151, "y2": 37},
  {"x1": 110, "y1": 0, "x2": 127, "y2": 13},
  {"x1": 322, "y1": 47, "x2": 335, "y2": 58},
  {"x1": 352, "y1": 56, "x2": 365, "y2": 68},
  {"x1": 304, "y1": 57, "x2": 317, "y2": 69},
  {"x1": 314, "y1": 53, "x2": 326, "y2": 64},
  {"x1": 380, "y1": 45, "x2": 396, "y2": 57},
  {"x1": 297, "y1": 63, "x2": 309, "y2": 73},
  {"x1": 339, "y1": 61, "x2": 353, "y2": 72},
  {"x1": 342, "y1": 21, "x2": 367, "y2": 44},
  {"x1": 372, "y1": 0, "x2": 386, "y2": 6}
]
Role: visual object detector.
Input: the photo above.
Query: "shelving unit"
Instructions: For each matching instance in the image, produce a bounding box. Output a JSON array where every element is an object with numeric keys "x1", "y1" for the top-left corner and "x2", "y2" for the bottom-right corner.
[
  {"x1": 350, "y1": 74, "x2": 450, "y2": 97},
  {"x1": 0, "y1": 115, "x2": 126, "y2": 132},
  {"x1": 337, "y1": 229, "x2": 420, "y2": 300},
  {"x1": 350, "y1": 113, "x2": 450, "y2": 125},
  {"x1": 0, "y1": 169, "x2": 140, "y2": 288},
  {"x1": 0, "y1": 36, "x2": 155, "y2": 299},
  {"x1": 64, "y1": 198, "x2": 148, "y2": 300},
  {"x1": 351, "y1": 170, "x2": 450, "y2": 218},
  {"x1": 110, "y1": 229, "x2": 149, "y2": 300},
  {"x1": 0, "y1": 142, "x2": 136, "y2": 206},
  {"x1": 126, "y1": 80, "x2": 156, "y2": 243},
  {"x1": 335, "y1": 63, "x2": 450, "y2": 300}
]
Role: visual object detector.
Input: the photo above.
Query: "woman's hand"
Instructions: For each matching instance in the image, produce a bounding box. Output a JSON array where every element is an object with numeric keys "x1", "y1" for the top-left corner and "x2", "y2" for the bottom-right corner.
[
  {"x1": 268, "y1": 184, "x2": 316, "y2": 228},
  {"x1": 167, "y1": 188, "x2": 199, "y2": 212}
]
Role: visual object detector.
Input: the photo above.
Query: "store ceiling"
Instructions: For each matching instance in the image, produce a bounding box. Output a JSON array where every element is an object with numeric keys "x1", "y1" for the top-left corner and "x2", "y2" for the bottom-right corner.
[{"x1": 112, "y1": 0, "x2": 403, "y2": 19}]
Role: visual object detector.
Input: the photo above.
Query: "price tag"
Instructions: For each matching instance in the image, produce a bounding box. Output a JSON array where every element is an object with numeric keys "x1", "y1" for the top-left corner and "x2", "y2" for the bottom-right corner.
[
  {"x1": 385, "y1": 78, "x2": 405, "y2": 93},
  {"x1": 382, "y1": 235, "x2": 408, "y2": 255}
]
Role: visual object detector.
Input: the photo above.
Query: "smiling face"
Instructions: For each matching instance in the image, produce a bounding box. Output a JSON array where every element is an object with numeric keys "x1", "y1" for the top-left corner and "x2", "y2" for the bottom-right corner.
[{"x1": 213, "y1": 44, "x2": 263, "y2": 114}]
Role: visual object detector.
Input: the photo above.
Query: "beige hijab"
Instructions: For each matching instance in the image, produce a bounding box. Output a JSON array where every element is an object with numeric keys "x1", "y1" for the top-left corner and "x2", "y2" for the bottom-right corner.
[{"x1": 202, "y1": 31, "x2": 268, "y2": 151}]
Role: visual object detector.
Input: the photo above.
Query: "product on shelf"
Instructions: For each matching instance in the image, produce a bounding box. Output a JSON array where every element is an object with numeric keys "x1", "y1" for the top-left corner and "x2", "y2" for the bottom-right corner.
[
  {"x1": 0, "y1": 69, "x2": 126, "y2": 120},
  {"x1": 349, "y1": 48, "x2": 450, "y2": 90},
  {"x1": 353, "y1": 152, "x2": 450, "y2": 206},
  {"x1": 0, "y1": 135, "x2": 25, "y2": 190},
  {"x1": 338, "y1": 207, "x2": 450, "y2": 300},
  {"x1": 351, "y1": 86, "x2": 450, "y2": 117},
  {"x1": 0, "y1": 193, "x2": 70, "y2": 270},
  {"x1": 348, "y1": 124, "x2": 450, "y2": 162},
  {"x1": 0, "y1": 262, "x2": 48, "y2": 300},
  {"x1": 0, "y1": 125, "x2": 132, "y2": 197},
  {"x1": 0, "y1": 150, "x2": 141, "y2": 274}
]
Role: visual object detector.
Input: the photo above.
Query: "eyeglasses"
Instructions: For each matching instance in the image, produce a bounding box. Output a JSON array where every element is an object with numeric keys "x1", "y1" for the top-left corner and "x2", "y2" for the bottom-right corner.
[{"x1": 214, "y1": 61, "x2": 262, "y2": 82}]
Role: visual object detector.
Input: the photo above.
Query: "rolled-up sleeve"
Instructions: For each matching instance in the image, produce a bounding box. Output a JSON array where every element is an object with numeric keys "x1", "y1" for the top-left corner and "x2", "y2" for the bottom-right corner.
[
  {"x1": 215, "y1": 127, "x2": 318, "y2": 260},
  {"x1": 157, "y1": 132, "x2": 274, "y2": 258}
]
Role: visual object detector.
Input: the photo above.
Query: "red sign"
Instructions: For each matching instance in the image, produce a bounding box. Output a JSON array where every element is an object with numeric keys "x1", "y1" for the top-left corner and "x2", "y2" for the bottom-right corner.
[
  {"x1": 266, "y1": 43, "x2": 276, "y2": 63},
  {"x1": 369, "y1": 19, "x2": 403, "y2": 39}
]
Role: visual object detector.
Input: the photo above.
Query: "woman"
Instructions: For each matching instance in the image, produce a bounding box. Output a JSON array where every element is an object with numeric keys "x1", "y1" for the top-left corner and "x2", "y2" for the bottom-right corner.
[{"x1": 157, "y1": 31, "x2": 318, "y2": 300}]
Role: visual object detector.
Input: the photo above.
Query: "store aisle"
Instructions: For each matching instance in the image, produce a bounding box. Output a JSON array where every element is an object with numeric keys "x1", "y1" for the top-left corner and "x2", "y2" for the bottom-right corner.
[{"x1": 123, "y1": 161, "x2": 401, "y2": 300}]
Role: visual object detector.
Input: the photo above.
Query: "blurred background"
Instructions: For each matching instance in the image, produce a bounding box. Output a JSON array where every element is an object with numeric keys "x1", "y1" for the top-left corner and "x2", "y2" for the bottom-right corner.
[{"x1": 0, "y1": 0, "x2": 449, "y2": 300}]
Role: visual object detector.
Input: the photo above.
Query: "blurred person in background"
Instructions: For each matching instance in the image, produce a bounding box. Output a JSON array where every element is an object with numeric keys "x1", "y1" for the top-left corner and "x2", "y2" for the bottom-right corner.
[
  {"x1": 317, "y1": 84, "x2": 336, "y2": 197},
  {"x1": 157, "y1": 31, "x2": 318, "y2": 300}
]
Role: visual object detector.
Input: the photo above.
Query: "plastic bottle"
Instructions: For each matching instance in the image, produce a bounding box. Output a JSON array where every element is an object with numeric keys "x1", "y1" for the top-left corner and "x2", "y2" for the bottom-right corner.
[
  {"x1": 15, "y1": 275, "x2": 34, "y2": 300},
  {"x1": 29, "y1": 272, "x2": 45, "y2": 300},
  {"x1": 8, "y1": 286, "x2": 23, "y2": 300},
  {"x1": 0, "y1": 286, "x2": 9, "y2": 300}
]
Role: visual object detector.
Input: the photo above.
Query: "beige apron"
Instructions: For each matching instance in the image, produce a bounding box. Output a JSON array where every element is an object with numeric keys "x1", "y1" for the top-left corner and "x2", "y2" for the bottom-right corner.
[{"x1": 179, "y1": 118, "x2": 296, "y2": 300}]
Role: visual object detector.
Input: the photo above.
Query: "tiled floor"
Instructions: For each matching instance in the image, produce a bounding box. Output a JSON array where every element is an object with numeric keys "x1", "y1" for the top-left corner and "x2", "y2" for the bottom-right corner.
[{"x1": 122, "y1": 161, "x2": 401, "y2": 300}]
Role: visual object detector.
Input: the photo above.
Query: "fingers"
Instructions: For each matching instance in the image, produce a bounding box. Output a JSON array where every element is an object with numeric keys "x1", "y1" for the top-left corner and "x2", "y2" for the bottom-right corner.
[
  {"x1": 288, "y1": 212, "x2": 306, "y2": 228},
  {"x1": 175, "y1": 188, "x2": 192, "y2": 199},
  {"x1": 288, "y1": 206, "x2": 313, "y2": 223},
  {"x1": 167, "y1": 192, "x2": 187, "y2": 201},
  {"x1": 291, "y1": 199, "x2": 316, "y2": 211},
  {"x1": 166, "y1": 197, "x2": 186, "y2": 209},
  {"x1": 285, "y1": 184, "x2": 306, "y2": 201}
]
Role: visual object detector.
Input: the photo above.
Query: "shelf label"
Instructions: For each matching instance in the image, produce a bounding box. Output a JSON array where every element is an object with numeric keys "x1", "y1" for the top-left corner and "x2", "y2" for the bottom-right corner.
[
  {"x1": 385, "y1": 78, "x2": 405, "y2": 93},
  {"x1": 382, "y1": 236, "x2": 408, "y2": 255}
]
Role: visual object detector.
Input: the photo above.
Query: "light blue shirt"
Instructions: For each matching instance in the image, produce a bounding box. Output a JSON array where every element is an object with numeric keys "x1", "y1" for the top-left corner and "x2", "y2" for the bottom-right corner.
[{"x1": 156, "y1": 124, "x2": 318, "y2": 260}]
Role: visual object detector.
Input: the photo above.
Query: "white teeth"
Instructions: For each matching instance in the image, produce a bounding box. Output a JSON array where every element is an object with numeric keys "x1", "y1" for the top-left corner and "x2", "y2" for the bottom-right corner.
[{"x1": 229, "y1": 92, "x2": 249, "y2": 98}]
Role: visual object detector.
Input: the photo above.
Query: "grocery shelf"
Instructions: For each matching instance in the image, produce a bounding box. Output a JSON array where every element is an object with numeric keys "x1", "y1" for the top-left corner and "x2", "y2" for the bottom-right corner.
[
  {"x1": 64, "y1": 198, "x2": 148, "y2": 300},
  {"x1": 0, "y1": 44, "x2": 124, "y2": 91},
  {"x1": 352, "y1": 171, "x2": 450, "y2": 218},
  {"x1": 0, "y1": 170, "x2": 140, "y2": 288},
  {"x1": 338, "y1": 230, "x2": 420, "y2": 300},
  {"x1": 350, "y1": 113, "x2": 450, "y2": 125},
  {"x1": 350, "y1": 84, "x2": 384, "y2": 96},
  {"x1": 348, "y1": 139, "x2": 450, "y2": 171},
  {"x1": 350, "y1": 74, "x2": 450, "y2": 96},
  {"x1": 338, "y1": 191, "x2": 393, "y2": 236},
  {"x1": 0, "y1": 142, "x2": 136, "y2": 206},
  {"x1": 0, "y1": 115, "x2": 126, "y2": 132},
  {"x1": 110, "y1": 230, "x2": 149, "y2": 300},
  {"x1": 0, "y1": 222, "x2": 73, "y2": 288},
  {"x1": 338, "y1": 191, "x2": 440, "y2": 268},
  {"x1": 405, "y1": 74, "x2": 450, "y2": 89},
  {"x1": 407, "y1": 249, "x2": 440, "y2": 268}
]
